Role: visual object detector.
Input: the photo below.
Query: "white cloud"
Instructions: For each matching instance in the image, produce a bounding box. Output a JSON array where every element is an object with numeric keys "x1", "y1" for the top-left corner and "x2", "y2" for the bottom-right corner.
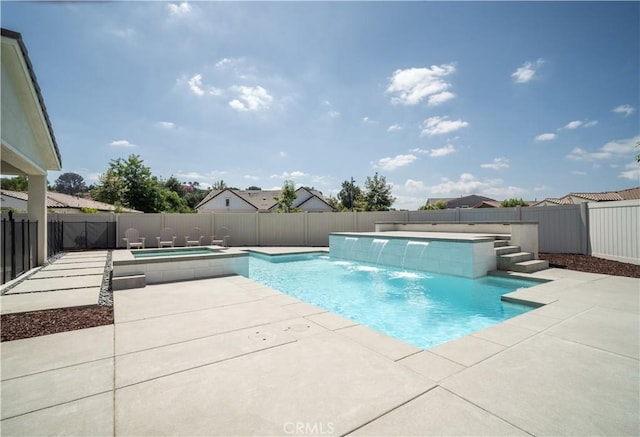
[
  {"x1": 601, "y1": 137, "x2": 639, "y2": 155},
  {"x1": 175, "y1": 171, "x2": 206, "y2": 180},
  {"x1": 428, "y1": 91, "x2": 455, "y2": 106},
  {"x1": 571, "y1": 170, "x2": 587, "y2": 176},
  {"x1": 387, "y1": 124, "x2": 403, "y2": 132},
  {"x1": 362, "y1": 116, "x2": 376, "y2": 124},
  {"x1": 244, "y1": 174, "x2": 260, "y2": 181},
  {"x1": 619, "y1": 162, "x2": 640, "y2": 180},
  {"x1": 426, "y1": 173, "x2": 526, "y2": 198},
  {"x1": 311, "y1": 175, "x2": 333, "y2": 186},
  {"x1": 386, "y1": 64, "x2": 456, "y2": 106},
  {"x1": 109, "y1": 140, "x2": 135, "y2": 147},
  {"x1": 535, "y1": 133, "x2": 556, "y2": 142},
  {"x1": 328, "y1": 110, "x2": 340, "y2": 118},
  {"x1": 186, "y1": 74, "x2": 222, "y2": 97},
  {"x1": 563, "y1": 120, "x2": 583, "y2": 130},
  {"x1": 156, "y1": 121, "x2": 175, "y2": 129},
  {"x1": 374, "y1": 154, "x2": 417, "y2": 171},
  {"x1": 412, "y1": 144, "x2": 456, "y2": 157},
  {"x1": 279, "y1": 151, "x2": 287, "y2": 158},
  {"x1": 270, "y1": 171, "x2": 308, "y2": 180},
  {"x1": 215, "y1": 58, "x2": 233, "y2": 68},
  {"x1": 429, "y1": 144, "x2": 456, "y2": 157},
  {"x1": 566, "y1": 147, "x2": 610, "y2": 161},
  {"x1": 403, "y1": 179, "x2": 427, "y2": 193},
  {"x1": 567, "y1": 136, "x2": 640, "y2": 161},
  {"x1": 511, "y1": 59, "x2": 544, "y2": 83},
  {"x1": 109, "y1": 28, "x2": 135, "y2": 39},
  {"x1": 428, "y1": 173, "x2": 493, "y2": 195},
  {"x1": 420, "y1": 116, "x2": 469, "y2": 137},
  {"x1": 612, "y1": 104, "x2": 635, "y2": 117},
  {"x1": 481, "y1": 157, "x2": 509, "y2": 170},
  {"x1": 228, "y1": 86, "x2": 273, "y2": 112},
  {"x1": 561, "y1": 119, "x2": 598, "y2": 130},
  {"x1": 167, "y1": 2, "x2": 191, "y2": 16}
]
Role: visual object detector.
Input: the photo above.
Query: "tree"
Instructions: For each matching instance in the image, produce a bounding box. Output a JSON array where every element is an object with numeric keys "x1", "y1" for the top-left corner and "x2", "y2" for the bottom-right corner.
[
  {"x1": 275, "y1": 180, "x2": 298, "y2": 213},
  {"x1": 363, "y1": 172, "x2": 395, "y2": 211},
  {"x1": 91, "y1": 170, "x2": 128, "y2": 206},
  {"x1": 53, "y1": 172, "x2": 87, "y2": 195},
  {"x1": 163, "y1": 175, "x2": 186, "y2": 197},
  {"x1": 211, "y1": 180, "x2": 227, "y2": 190},
  {"x1": 246, "y1": 186, "x2": 262, "y2": 191},
  {"x1": 324, "y1": 194, "x2": 343, "y2": 211},
  {"x1": 0, "y1": 176, "x2": 28, "y2": 191},
  {"x1": 338, "y1": 178, "x2": 363, "y2": 211},
  {"x1": 500, "y1": 198, "x2": 529, "y2": 207},
  {"x1": 92, "y1": 155, "x2": 162, "y2": 212},
  {"x1": 184, "y1": 190, "x2": 208, "y2": 210},
  {"x1": 159, "y1": 189, "x2": 191, "y2": 213}
]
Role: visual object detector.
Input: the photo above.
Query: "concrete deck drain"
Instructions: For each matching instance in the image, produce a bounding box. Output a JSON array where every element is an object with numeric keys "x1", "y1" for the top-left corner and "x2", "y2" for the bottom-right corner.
[
  {"x1": 284, "y1": 323, "x2": 311, "y2": 333},
  {"x1": 248, "y1": 331, "x2": 275, "y2": 342}
]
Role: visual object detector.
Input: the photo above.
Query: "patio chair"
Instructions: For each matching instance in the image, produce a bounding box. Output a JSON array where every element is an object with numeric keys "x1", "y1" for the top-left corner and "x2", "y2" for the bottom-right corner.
[
  {"x1": 123, "y1": 228, "x2": 145, "y2": 249},
  {"x1": 156, "y1": 227, "x2": 176, "y2": 248},
  {"x1": 211, "y1": 227, "x2": 230, "y2": 247},
  {"x1": 185, "y1": 227, "x2": 204, "y2": 246}
]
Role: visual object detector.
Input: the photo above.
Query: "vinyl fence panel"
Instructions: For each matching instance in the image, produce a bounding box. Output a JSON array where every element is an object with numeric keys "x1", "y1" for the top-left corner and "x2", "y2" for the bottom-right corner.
[{"x1": 589, "y1": 200, "x2": 639, "y2": 265}]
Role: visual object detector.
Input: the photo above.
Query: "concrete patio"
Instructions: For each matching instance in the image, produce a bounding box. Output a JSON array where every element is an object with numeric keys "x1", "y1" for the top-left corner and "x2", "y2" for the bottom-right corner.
[{"x1": 1, "y1": 250, "x2": 638, "y2": 436}]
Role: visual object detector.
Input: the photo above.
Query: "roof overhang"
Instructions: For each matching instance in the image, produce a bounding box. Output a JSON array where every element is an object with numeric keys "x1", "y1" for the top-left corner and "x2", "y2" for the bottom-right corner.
[{"x1": 1, "y1": 28, "x2": 62, "y2": 175}]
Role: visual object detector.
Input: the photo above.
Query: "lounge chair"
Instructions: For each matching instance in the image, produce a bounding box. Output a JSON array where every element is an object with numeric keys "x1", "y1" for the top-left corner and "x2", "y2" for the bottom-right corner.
[
  {"x1": 123, "y1": 228, "x2": 145, "y2": 249},
  {"x1": 185, "y1": 227, "x2": 204, "y2": 246},
  {"x1": 211, "y1": 227, "x2": 230, "y2": 247},
  {"x1": 156, "y1": 227, "x2": 176, "y2": 248}
]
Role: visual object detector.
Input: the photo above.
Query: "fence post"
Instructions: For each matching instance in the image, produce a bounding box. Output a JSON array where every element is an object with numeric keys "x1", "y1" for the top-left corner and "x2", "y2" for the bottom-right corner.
[
  {"x1": 304, "y1": 212, "x2": 309, "y2": 246},
  {"x1": 580, "y1": 201, "x2": 590, "y2": 255},
  {"x1": 455, "y1": 208, "x2": 461, "y2": 223},
  {"x1": 34, "y1": 221, "x2": 38, "y2": 268}
]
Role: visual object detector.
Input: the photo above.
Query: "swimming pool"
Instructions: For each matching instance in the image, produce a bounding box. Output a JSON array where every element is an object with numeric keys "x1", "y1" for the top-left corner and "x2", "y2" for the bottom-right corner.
[{"x1": 247, "y1": 253, "x2": 537, "y2": 349}]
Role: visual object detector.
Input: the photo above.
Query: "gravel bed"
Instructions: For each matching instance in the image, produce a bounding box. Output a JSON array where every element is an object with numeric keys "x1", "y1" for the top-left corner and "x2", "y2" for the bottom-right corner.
[
  {"x1": 539, "y1": 253, "x2": 640, "y2": 278},
  {"x1": 1, "y1": 306, "x2": 113, "y2": 342}
]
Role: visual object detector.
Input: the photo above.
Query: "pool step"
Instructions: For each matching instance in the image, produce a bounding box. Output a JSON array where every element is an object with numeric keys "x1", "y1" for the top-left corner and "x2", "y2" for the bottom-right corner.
[
  {"x1": 511, "y1": 259, "x2": 550, "y2": 273},
  {"x1": 112, "y1": 273, "x2": 146, "y2": 291},
  {"x1": 498, "y1": 251, "x2": 535, "y2": 269},
  {"x1": 495, "y1": 245, "x2": 520, "y2": 255},
  {"x1": 493, "y1": 239, "x2": 509, "y2": 248}
]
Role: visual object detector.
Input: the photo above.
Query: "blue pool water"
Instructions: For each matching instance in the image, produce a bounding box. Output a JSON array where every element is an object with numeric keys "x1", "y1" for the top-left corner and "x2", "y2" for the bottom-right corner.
[{"x1": 247, "y1": 253, "x2": 536, "y2": 349}]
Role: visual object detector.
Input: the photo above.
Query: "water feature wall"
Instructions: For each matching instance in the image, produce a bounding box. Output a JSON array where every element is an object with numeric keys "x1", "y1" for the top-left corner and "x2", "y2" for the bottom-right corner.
[{"x1": 329, "y1": 233, "x2": 497, "y2": 278}]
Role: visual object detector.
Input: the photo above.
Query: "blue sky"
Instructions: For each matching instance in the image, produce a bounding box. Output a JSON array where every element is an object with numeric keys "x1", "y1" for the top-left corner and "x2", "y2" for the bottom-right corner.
[{"x1": 2, "y1": 1, "x2": 639, "y2": 209}]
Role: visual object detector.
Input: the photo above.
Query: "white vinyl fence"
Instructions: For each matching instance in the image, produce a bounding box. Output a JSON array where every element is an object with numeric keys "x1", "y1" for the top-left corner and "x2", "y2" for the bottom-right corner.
[
  {"x1": 588, "y1": 200, "x2": 639, "y2": 265},
  {"x1": 32, "y1": 201, "x2": 637, "y2": 264}
]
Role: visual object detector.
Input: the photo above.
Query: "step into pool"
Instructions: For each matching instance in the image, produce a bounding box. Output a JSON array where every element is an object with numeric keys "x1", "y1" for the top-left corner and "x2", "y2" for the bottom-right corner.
[{"x1": 247, "y1": 252, "x2": 539, "y2": 349}]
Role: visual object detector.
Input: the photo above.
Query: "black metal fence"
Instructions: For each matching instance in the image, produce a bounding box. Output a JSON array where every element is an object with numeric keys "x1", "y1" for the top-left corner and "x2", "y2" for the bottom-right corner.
[
  {"x1": 1, "y1": 215, "x2": 116, "y2": 285},
  {"x1": 61, "y1": 221, "x2": 117, "y2": 250},
  {"x1": 1, "y1": 213, "x2": 39, "y2": 285}
]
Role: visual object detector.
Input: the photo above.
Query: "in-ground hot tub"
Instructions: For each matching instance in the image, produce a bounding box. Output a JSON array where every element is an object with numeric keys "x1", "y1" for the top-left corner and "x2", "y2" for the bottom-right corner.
[{"x1": 112, "y1": 246, "x2": 249, "y2": 289}]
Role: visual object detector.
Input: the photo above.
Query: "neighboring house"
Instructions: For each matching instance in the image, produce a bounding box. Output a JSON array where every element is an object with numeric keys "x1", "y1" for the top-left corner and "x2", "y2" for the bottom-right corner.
[
  {"x1": 0, "y1": 190, "x2": 140, "y2": 213},
  {"x1": 196, "y1": 187, "x2": 334, "y2": 213},
  {"x1": 425, "y1": 194, "x2": 498, "y2": 209},
  {"x1": 532, "y1": 187, "x2": 640, "y2": 207},
  {"x1": 1, "y1": 28, "x2": 62, "y2": 264}
]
